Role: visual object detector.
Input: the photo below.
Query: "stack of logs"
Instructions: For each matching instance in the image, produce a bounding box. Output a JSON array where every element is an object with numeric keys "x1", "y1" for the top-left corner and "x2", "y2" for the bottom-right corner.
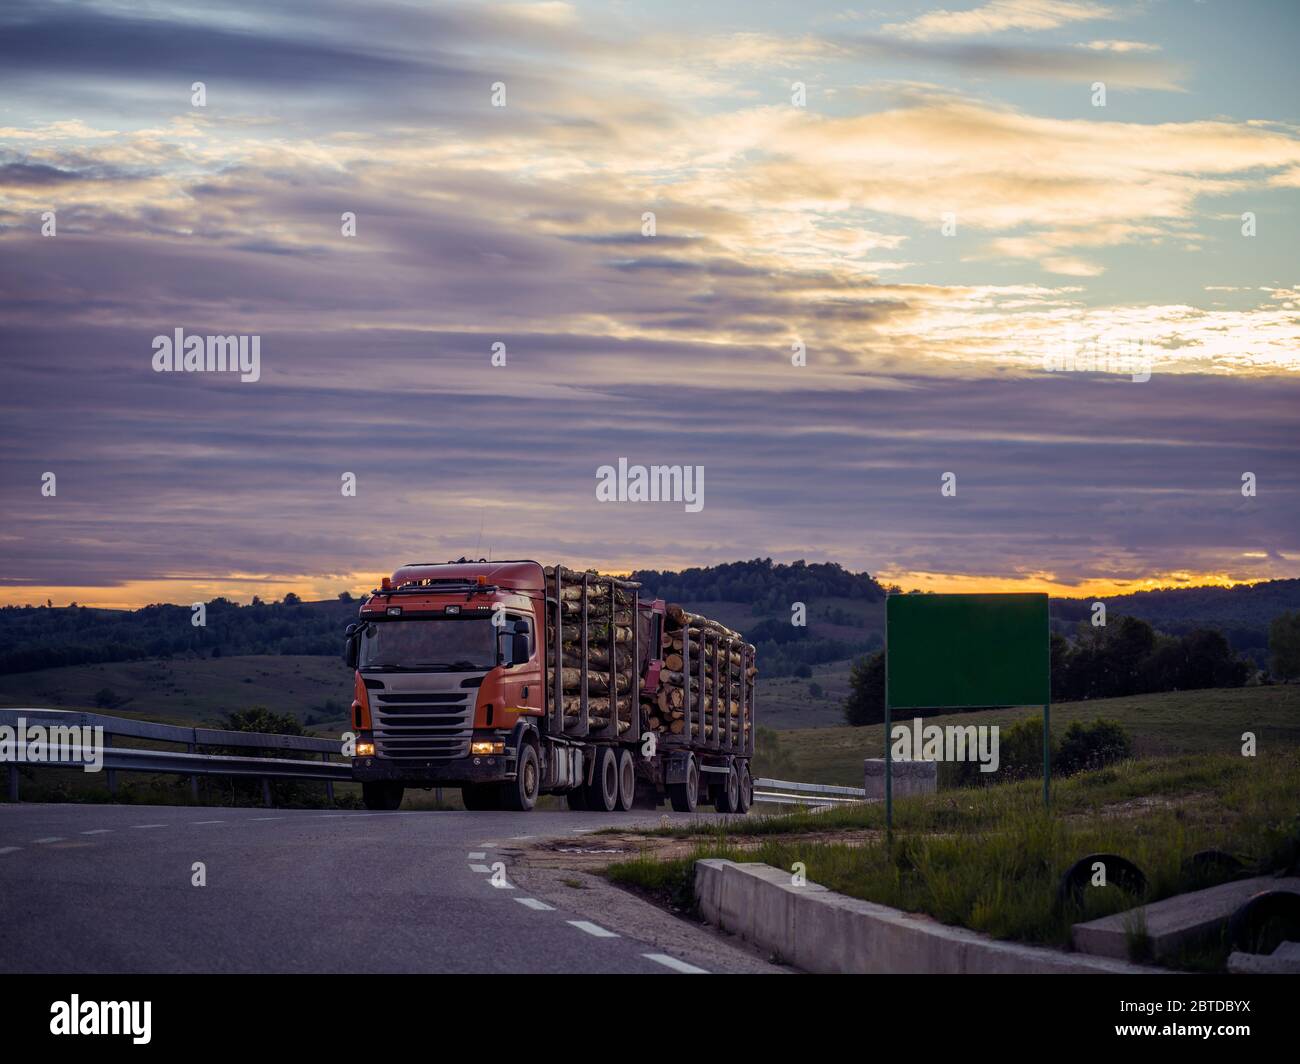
[
  {"x1": 544, "y1": 566, "x2": 635, "y2": 735},
  {"x1": 643, "y1": 603, "x2": 756, "y2": 742}
]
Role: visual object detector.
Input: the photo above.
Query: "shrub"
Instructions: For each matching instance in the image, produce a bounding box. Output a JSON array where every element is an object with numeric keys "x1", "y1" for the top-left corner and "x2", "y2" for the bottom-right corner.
[
  {"x1": 1056, "y1": 718, "x2": 1133, "y2": 775},
  {"x1": 998, "y1": 716, "x2": 1055, "y2": 781},
  {"x1": 93, "y1": 687, "x2": 127, "y2": 709},
  {"x1": 842, "y1": 651, "x2": 885, "y2": 725},
  {"x1": 937, "y1": 716, "x2": 1049, "y2": 788},
  {"x1": 753, "y1": 726, "x2": 798, "y2": 780}
]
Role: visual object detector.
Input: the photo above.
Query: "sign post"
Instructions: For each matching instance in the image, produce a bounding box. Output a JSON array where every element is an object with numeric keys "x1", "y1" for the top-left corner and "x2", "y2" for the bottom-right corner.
[{"x1": 884, "y1": 593, "x2": 1051, "y2": 831}]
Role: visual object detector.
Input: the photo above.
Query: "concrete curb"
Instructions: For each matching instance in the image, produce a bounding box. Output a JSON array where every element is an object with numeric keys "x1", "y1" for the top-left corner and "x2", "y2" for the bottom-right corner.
[{"x1": 695, "y1": 859, "x2": 1168, "y2": 974}]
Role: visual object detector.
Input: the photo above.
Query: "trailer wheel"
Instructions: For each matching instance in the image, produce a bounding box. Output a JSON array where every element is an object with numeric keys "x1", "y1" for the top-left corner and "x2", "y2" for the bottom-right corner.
[
  {"x1": 362, "y1": 782, "x2": 404, "y2": 811},
  {"x1": 461, "y1": 784, "x2": 501, "y2": 811},
  {"x1": 615, "y1": 748, "x2": 636, "y2": 811},
  {"x1": 714, "y1": 767, "x2": 740, "y2": 813},
  {"x1": 668, "y1": 757, "x2": 699, "y2": 813},
  {"x1": 502, "y1": 742, "x2": 540, "y2": 812},
  {"x1": 736, "y1": 763, "x2": 753, "y2": 814},
  {"x1": 585, "y1": 746, "x2": 619, "y2": 812}
]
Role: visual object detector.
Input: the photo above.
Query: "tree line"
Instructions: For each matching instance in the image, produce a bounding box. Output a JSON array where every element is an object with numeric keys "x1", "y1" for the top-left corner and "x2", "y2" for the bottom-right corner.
[
  {"x1": 0, "y1": 595, "x2": 359, "y2": 675},
  {"x1": 843, "y1": 612, "x2": 1300, "y2": 726}
]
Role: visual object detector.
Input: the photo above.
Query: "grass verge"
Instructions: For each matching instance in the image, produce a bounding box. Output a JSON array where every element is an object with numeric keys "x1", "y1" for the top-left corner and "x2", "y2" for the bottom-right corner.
[{"x1": 604, "y1": 751, "x2": 1300, "y2": 970}]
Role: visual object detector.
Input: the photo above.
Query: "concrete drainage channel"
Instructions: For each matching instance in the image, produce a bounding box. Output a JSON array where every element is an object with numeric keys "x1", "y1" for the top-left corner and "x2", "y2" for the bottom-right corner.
[{"x1": 695, "y1": 860, "x2": 1166, "y2": 974}]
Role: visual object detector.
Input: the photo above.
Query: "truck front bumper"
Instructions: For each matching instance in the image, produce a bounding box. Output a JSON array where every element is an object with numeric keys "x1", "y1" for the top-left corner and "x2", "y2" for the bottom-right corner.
[{"x1": 352, "y1": 752, "x2": 516, "y2": 785}]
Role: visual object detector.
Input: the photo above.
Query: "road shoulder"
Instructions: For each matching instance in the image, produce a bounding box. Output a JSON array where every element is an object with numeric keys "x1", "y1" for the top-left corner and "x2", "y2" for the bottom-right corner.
[{"x1": 508, "y1": 839, "x2": 790, "y2": 975}]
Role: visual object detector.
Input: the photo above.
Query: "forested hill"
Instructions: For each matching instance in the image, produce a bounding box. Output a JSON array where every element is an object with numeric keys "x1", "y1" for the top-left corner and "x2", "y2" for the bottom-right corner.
[
  {"x1": 3, "y1": 565, "x2": 1295, "y2": 678},
  {"x1": 630, "y1": 558, "x2": 886, "y2": 608},
  {"x1": 0, "y1": 596, "x2": 360, "y2": 675},
  {"x1": 1052, "y1": 579, "x2": 1300, "y2": 654},
  {"x1": 632, "y1": 559, "x2": 887, "y2": 677}
]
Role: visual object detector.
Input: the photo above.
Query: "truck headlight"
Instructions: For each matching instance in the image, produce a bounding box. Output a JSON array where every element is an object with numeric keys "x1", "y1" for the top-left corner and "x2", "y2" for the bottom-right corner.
[
  {"x1": 471, "y1": 740, "x2": 505, "y2": 755},
  {"x1": 356, "y1": 741, "x2": 376, "y2": 757}
]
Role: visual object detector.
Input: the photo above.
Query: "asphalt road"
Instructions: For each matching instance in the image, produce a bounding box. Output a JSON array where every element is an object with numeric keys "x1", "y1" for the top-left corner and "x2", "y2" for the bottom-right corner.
[{"x1": 0, "y1": 802, "x2": 753, "y2": 974}]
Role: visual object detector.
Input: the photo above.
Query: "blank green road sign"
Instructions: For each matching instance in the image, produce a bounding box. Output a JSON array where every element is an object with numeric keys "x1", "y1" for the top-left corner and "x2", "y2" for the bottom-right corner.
[{"x1": 886, "y1": 593, "x2": 1049, "y2": 709}]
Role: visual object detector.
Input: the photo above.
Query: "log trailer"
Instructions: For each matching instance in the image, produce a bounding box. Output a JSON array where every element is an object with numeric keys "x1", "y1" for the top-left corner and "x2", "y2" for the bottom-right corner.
[{"x1": 344, "y1": 560, "x2": 757, "y2": 813}]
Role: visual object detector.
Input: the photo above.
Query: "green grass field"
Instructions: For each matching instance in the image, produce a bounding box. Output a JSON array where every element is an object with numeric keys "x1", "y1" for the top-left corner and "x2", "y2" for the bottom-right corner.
[
  {"x1": 0, "y1": 655, "x2": 354, "y2": 728},
  {"x1": 607, "y1": 749, "x2": 1300, "y2": 969},
  {"x1": 609, "y1": 684, "x2": 1300, "y2": 970},
  {"x1": 767, "y1": 684, "x2": 1300, "y2": 786}
]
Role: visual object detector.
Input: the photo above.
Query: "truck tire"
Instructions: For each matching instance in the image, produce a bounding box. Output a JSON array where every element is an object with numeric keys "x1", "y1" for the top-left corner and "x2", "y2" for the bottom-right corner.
[
  {"x1": 736, "y1": 763, "x2": 753, "y2": 814},
  {"x1": 362, "y1": 781, "x2": 404, "y2": 811},
  {"x1": 461, "y1": 783, "x2": 501, "y2": 811},
  {"x1": 615, "y1": 748, "x2": 636, "y2": 811},
  {"x1": 714, "y1": 767, "x2": 740, "y2": 813},
  {"x1": 668, "y1": 757, "x2": 698, "y2": 813},
  {"x1": 585, "y1": 746, "x2": 619, "y2": 812},
  {"x1": 502, "y1": 742, "x2": 540, "y2": 812}
]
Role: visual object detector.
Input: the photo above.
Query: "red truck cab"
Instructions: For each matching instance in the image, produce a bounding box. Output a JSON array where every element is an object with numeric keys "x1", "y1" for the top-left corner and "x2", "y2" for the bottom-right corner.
[{"x1": 345, "y1": 560, "x2": 669, "y2": 811}]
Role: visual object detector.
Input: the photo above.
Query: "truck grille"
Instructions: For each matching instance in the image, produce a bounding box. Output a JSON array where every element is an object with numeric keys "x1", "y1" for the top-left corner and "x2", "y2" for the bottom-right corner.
[{"x1": 372, "y1": 690, "x2": 475, "y2": 760}]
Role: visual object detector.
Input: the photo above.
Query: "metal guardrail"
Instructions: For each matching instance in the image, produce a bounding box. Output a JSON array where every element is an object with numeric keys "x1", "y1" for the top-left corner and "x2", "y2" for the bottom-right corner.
[
  {"x1": 1, "y1": 709, "x2": 864, "y2": 812},
  {"x1": 753, "y1": 777, "x2": 868, "y2": 807},
  {"x1": 0, "y1": 708, "x2": 349, "y2": 806}
]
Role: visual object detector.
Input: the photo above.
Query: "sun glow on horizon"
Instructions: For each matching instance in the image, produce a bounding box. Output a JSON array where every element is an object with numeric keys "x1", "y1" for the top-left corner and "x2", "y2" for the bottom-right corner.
[{"x1": 0, "y1": 567, "x2": 1285, "y2": 612}]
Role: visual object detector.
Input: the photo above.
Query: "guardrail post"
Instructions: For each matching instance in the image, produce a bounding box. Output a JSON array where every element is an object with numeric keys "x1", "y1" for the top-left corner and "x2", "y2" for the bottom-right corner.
[
  {"x1": 188, "y1": 742, "x2": 199, "y2": 803},
  {"x1": 322, "y1": 753, "x2": 334, "y2": 805},
  {"x1": 105, "y1": 734, "x2": 116, "y2": 799},
  {"x1": 7, "y1": 763, "x2": 18, "y2": 802},
  {"x1": 262, "y1": 778, "x2": 272, "y2": 808}
]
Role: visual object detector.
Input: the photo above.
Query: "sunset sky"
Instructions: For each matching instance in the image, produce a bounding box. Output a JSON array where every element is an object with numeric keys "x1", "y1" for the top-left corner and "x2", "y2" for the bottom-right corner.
[{"x1": 1, "y1": 0, "x2": 1297, "y2": 608}]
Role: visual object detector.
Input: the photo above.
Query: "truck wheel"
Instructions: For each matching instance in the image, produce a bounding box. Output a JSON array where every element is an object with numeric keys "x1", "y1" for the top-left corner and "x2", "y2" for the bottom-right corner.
[
  {"x1": 565, "y1": 788, "x2": 588, "y2": 810},
  {"x1": 502, "y1": 743, "x2": 540, "y2": 812},
  {"x1": 585, "y1": 746, "x2": 619, "y2": 812},
  {"x1": 736, "y1": 763, "x2": 753, "y2": 814},
  {"x1": 668, "y1": 758, "x2": 698, "y2": 813},
  {"x1": 615, "y1": 748, "x2": 636, "y2": 811},
  {"x1": 461, "y1": 784, "x2": 501, "y2": 811},
  {"x1": 714, "y1": 767, "x2": 740, "y2": 813},
  {"x1": 363, "y1": 782, "x2": 404, "y2": 811}
]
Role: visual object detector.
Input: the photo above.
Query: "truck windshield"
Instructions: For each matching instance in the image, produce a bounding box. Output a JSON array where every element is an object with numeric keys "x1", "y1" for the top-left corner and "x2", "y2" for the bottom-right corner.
[{"x1": 358, "y1": 618, "x2": 496, "y2": 671}]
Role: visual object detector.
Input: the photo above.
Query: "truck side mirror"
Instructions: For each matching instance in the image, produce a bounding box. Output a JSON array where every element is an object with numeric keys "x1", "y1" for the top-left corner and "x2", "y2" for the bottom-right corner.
[
  {"x1": 511, "y1": 631, "x2": 530, "y2": 666},
  {"x1": 344, "y1": 623, "x2": 360, "y2": 668}
]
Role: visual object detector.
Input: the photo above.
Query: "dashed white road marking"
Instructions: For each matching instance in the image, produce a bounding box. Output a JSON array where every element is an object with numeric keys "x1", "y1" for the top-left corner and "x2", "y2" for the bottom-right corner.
[
  {"x1": 80, "y1": 829, "x2": 112, "y2": 836},
  {"x1": 192, "y1": 820, "x2": 225, "y2": 825},
  {"x1": 510, "y1": 835, "x2": 534, "y2": 840},
  {"x1": 479, "y1": 842, "x2": 496, "y2": 847},
  {"x1": 567, "y1": 920, "x2": 618, "y2": 938},
  {"x1": 470, "y1": 863, "x2": 491, "y2": 873},
  {"x1": 468, "y1": 851, "x2": 486, "y2": 860},
  {"x1": 642, "y1": 953, "x2": 708, "y2": 974},
  {"x1": 33, "y1": 837, "x2": 65, "y2": 844},
  {"x1": 132, "y1": 824, "x2": 166, "y2": 830},
  {"x1": 251, "y1": 817, "x2": 283, "y2": 821},
  {"x1": 0, "y1": 846, "x2": 21, "y2": 855},
  {"x1": 515, "y1": 898, "x2": 555, "y2": 911}
]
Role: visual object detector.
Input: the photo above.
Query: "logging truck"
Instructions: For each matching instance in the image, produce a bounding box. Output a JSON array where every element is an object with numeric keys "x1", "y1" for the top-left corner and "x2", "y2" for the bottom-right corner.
[{"x1": 344, "y1": 560, "x2": 756, "y2": 813}]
